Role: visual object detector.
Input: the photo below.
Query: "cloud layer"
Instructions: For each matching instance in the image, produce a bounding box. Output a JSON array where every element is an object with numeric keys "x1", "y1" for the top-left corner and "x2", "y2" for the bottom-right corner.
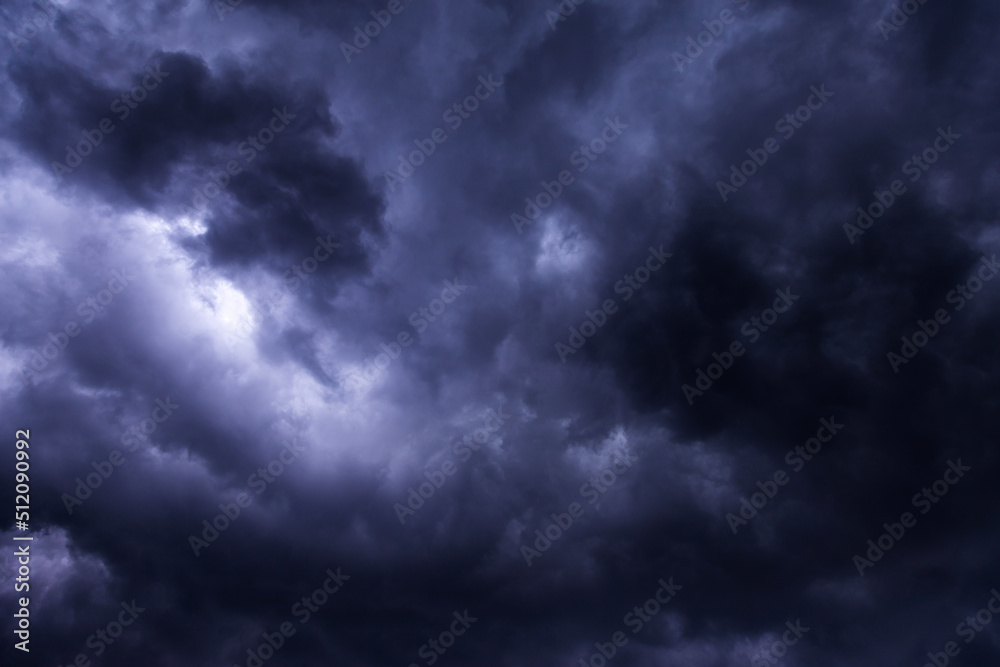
[{"x1": 2, "y1": 0, "x2": 1000, "y2": 665}]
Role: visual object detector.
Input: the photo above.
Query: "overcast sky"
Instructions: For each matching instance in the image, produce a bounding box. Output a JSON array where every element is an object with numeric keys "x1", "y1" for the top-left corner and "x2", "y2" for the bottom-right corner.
[{"x1": 2, "y1": 0, "x2": 1000, "y2": 665}]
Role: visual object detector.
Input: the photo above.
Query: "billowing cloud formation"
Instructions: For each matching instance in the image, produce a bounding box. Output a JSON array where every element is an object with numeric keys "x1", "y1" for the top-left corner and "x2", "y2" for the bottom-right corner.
[{"x1": 2, "y1": 0, "x2": 1000, "y2": 665}]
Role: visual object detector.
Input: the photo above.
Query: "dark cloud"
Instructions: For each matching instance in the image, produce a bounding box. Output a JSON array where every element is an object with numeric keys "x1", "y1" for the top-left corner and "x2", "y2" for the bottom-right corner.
[{"x1": 2, "y1": 0, "x2": 1000, "y2": 666}]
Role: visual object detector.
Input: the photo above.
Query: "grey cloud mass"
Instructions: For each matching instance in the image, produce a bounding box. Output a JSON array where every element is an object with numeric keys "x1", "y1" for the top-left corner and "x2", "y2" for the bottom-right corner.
[{"x1": 2, "y1": 0, "x2": 1000, "y2": 666}]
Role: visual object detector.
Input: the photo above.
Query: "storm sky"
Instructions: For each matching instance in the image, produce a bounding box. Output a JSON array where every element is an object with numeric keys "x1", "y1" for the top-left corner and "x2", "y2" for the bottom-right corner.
[{"x1": 2, "y1": 0, "x2": 1000, "y2": 665}]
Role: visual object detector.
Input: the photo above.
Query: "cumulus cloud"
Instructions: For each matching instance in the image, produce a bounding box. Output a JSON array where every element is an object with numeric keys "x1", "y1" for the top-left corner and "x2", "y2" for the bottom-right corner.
[{"x1": 2, "y1": 0, "x2": 999, "y2": 665}]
